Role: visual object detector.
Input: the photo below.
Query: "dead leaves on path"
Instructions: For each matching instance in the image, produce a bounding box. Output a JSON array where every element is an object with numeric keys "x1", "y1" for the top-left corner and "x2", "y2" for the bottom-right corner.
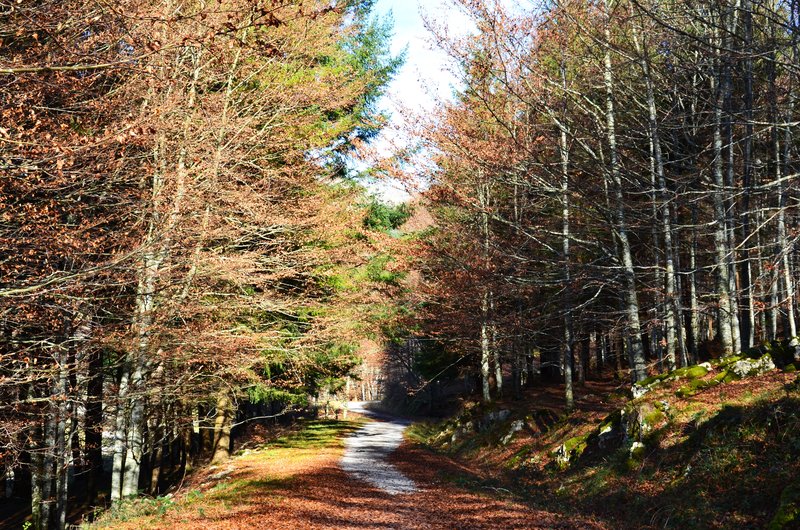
[{"x1": 106, "y1": 423, "x2": 606, "y2": 529}]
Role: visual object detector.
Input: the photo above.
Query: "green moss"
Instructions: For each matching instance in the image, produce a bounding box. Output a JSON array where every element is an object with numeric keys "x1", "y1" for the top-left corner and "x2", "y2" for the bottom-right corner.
[
  {"x1": 784, "y1": 363, "x2": 797, "y2": 373},
  {"x1": 713, "y1": 355, "x2": 743, "y2": 369},
  {"x1": 506, "y1": 445, "x2": 534, "y2": 468},
  {"x1": 630, "y1": 443, "x2": 646, "y2": 460},
  {"x1": 638, "y1": 372, "x2": 670, "y2": 387},
  {"x1": 768, "y1": 481, "x2": 800, "y2": 529},
  {"x1": 553, "y1": 432, "x2": 591, "y2": 469},
  {"x1": 644, "y1": 409, "x2": 665, "y2": 426},
  {"x1": 672, "y1": 364, "x2": 709, "y2": 380},
  {"x1": 711, "y1": 370, "x2": 740, "y2": 384},
  {"x1": 676, "y1": 377, "x2": 719, "y2": 398},
  {"x1": 750, "y1": 339, "x2": 798, "y2": 367},
  {"x1": 565, "y1": 433, "x2": 589, "y2": 454}
]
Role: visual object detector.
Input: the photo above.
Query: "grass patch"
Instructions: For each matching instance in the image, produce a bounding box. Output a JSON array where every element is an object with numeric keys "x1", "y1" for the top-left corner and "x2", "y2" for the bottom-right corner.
[
  {"x1": 406, "y1": 421, "x2": 441, "y2": 445},
  {"x1": 269, "y1": 419, "x2": 363, "y2": 450},
  {"x1": 86, "y1": 419, "x2": 361, "y2": 529}
]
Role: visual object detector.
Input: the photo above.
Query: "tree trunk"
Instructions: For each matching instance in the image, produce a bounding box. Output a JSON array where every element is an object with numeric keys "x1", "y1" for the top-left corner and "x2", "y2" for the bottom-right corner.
[
  {"x1": 604, "y1": 0, "x2": 647, "y2": 382},
  {"x1": 711, "y1": 28, "x2": 736, "y2": 355},
  {"x1": 480, "y1": 290, "x2": 492, "y2": 403},
  {"x1": 633, "y1": 24, "x2": 678, "y2": 371},
  {"x1": 211, "y1": 393, "x2": 234, "y2": 464},
  {"x1": 558, "y1": 62, "x2": 575, "y2": 406},
  {"x1": 740, "y1": 0, "x2": 755, "y2": 348}
]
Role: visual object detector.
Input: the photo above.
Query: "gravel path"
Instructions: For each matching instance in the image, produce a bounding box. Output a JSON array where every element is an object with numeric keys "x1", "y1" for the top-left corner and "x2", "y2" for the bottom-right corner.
[
  {"x1": 112, "y1": 405, "x2": 610, "y2": 529},
  {"x1": 340, "y1": 402, "x2": 418, "y2": 494}
]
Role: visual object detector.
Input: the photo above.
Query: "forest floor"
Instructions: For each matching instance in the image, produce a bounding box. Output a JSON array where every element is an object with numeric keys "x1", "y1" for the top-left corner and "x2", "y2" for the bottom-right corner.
[
  {"x1": 90, "y1": 409, "x2": 607, "y2": 529},
  {"x1": 407, "y1": 370, "x2": 800, "y2": 529}
]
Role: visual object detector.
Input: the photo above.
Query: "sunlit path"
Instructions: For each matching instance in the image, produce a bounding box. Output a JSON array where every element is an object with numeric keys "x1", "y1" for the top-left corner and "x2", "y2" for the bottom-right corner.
[{"x1": 340, "y1": 402, "x2": 417, "y2": 494}]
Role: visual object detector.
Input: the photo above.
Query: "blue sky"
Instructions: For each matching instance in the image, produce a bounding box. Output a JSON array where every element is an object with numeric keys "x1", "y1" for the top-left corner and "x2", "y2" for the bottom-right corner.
[
  {"x1": 374, "y1": 0, "x2": 468, "y2": 114},
  {"x1": 366, "y1": 0, "x2": 473, "y2": 202}
]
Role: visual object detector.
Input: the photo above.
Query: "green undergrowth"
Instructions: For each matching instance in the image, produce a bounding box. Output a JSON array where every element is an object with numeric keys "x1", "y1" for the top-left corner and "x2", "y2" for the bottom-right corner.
[
  {"x1": 268, "y1": 419, "x2": 363, "y2": 449},
  {"x1": 409, "y1": 372, "x2": 800, "y2": 529}
]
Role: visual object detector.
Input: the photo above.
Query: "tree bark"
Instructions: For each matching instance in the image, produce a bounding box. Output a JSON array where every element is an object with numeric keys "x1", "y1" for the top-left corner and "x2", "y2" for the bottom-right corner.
[
  {"x1": 604, "y1": 0, "x2": 647, "y2": 382},
  {"x1": 211, "y1": 393, "x2": 234, "y2": 464}
]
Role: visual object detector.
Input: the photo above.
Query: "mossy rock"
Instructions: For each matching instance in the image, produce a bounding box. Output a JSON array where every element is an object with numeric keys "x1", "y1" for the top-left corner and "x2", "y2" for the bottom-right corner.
[
  {"x1": 506, "y1": 445, "x2": 534, "y2": 469},
  {"x1": 772, "y1": 340, "x2": 800, "y2": 367},
  {"x1": 643, "y1": 409, "x2": 665, "y2": 427},
  {"x1": 629, "y1": 441, "x2": 646, "y2": 460},
  {"x1": 633, "y1": 364, "x2": 709, "y2": 398},
  {"x1": 677, "y1": 364, "x2": 709, "y2": 379},
  {"x1": 676, "y1": 376, "x2": 724, "y2": 398},
  {"x1": 599, "y1": 410, "x2": 623, "y2": 431},
  {"x1": 748, "y1": 339, "x2": 799, "y2": 368},
  {"x1": 712, "y1": 355, "x2": 743, "y2": 369},
  {"x1": 730, "y1": 354, "x2": 776, "y2": 378},
  {"x1": 638, "y1": 372, "x2": 671, "y2": 387},
  {"x1": 768, "y1": 481, "x2": 800, "y2": 529},
  {"x1": 710, "y1": 369, "x2": 740, "y2": 384},
  {"x1": 784, "y1": 363, "x2": 798, "y2": 373},
  {"x1": 564, "y1": 433, "x2": 589, "y2": 454},
  {"x1": 742, "y1": 342, "x2": 770, "y2": 360},
  {"x1": 653, "y1": 400, "x2": 671, "y2": 413},
  {"x1": 552, "y1": 432, "x2": 591, "y2": 470}
]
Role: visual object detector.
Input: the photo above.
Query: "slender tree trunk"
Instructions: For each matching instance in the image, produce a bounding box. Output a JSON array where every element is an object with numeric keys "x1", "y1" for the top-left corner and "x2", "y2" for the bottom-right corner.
[
  {"x1": 479, "y1": 175, "x2": 493, "y2": 402},
  {"x1": 558, "y1": 57, "x2": 575, "y2": 407},
  {"x1": 633, "y1": 24, "x2": 678, "y2": 371},
  {"x1": 711, "y1": 27, "x2": 736, "y2": 355},
  {"x1": 723, "y1": 3, "x2": 743, "y2": 353},
  {"x1": 84, "y1": 344, "x2": 103, "y2": 503},
  {"x1": 776, "y1": 136, "x2": 797, "y2": 339},
  {"x1": 54, "y1": 339, "x2": 71, "y2": 530},
  {"x1": 30, "y1": 434, "x2": 44, "y2": 530},
  {"x1": 604, "y1": 0, "x2": 647, "y2": 382},
  {"x1": 689, "y1": 203, "x2": 701, "y2": 362},
  {"x1": 740, "y1": 0, "x2": 756, "y2": 348}
]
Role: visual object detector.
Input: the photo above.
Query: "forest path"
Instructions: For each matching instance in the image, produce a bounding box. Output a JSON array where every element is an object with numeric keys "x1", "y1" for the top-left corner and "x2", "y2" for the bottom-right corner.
[
  {"x1": 340, "y1": 401, "x2": 418, "y2": 494},
  {"x1": 101, "y1": 411, "x2": 607, "y2": 529}
]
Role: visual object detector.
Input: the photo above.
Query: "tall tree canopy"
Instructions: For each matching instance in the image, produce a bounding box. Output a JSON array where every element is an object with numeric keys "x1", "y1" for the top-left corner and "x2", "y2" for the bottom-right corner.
[
  {"x1": 406, "y1": 0, "x2": 800, "y2": 406},
  {"x1": 0, "y1": 0, "x2": 400, "y2": 527}
]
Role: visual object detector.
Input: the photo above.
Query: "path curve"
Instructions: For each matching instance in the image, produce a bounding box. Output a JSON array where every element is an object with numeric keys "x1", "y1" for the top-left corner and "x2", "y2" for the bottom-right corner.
[{"x1": 340, "y1": 401, "x2": 418, "y2": 495}]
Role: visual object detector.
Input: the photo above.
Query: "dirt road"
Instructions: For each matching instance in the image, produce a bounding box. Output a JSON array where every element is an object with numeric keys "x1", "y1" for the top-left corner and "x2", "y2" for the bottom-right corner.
[{"x1": 101, "y1": 408, "x2": 606, "y2": 529}]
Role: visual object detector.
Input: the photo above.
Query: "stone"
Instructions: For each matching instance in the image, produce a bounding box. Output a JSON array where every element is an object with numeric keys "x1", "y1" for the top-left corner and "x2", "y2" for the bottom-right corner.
[
  {"x1": 629, "y1": 441, "x2": 646, "y2": 459},
  {"x1": 501, "y1": 420, "x2": 524, "y2": 445},
  {"x1": 480, "y1": 409, "x2": 512, "y2": 430},
  {"x1": 768, "y1": 480, "x2": 800, "y2": 529},
  {"x1": 632, "y1": 384, "x2": 651, "y2": 399},
  {"x1": 554, "y1": 444, "x2": 570, "y2": 469},
  {"x1": 731, "y1": 354, "x2": 776, "y2": 378}
]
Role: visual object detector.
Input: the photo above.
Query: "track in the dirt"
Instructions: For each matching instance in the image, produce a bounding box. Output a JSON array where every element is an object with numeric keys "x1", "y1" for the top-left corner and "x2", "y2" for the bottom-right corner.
[{"x1": 340, "y1": 402, "x2": 418, "y2": 495}]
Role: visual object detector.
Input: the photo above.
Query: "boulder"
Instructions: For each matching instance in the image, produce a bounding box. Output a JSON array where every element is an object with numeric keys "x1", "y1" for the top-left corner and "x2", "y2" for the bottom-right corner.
[
  {"x1": 629, "y1": 441, "x2": 646, "y2": 459},
  {"x1": 632, "y1": 383, "x2": 651, "y2": 399},
  {"x1": 478, "y1": 409, "x2": 511, "y2": 431},
  {"x1": 553, "y1": 432, "x2": 590, "y2": 470},
  {"x1": 501, "y1": 419, "x2": 525, "y2": 445},
  {"x1": 631, "y1": 364, "x2": 709, "y2": 399},
  {"x1": 731, "y1": 354, "x2": 776, "y2": 378}
]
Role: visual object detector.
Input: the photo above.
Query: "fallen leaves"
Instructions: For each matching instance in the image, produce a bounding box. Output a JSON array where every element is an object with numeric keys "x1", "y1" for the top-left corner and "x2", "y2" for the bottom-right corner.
[{"x1": 96, "y1": 418, "x2": 607, "y2": 529}]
